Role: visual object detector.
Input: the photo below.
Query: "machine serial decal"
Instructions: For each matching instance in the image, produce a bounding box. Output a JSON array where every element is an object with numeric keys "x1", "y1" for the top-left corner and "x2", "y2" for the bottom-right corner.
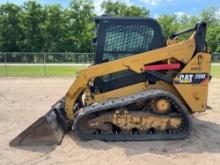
[{"x1": 175, "y1": 73, "x2": 209, "y2": 84}]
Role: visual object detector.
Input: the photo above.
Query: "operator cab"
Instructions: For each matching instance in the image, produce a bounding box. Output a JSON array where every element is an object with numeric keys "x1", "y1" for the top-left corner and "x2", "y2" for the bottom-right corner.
[
  {"x1": 93, "y1": 16, "x2": 166, "y2": 93},
  {"x1": 94, "y1": 16, "x2": 166, "y2": 64},
  {"x1": 92, "y1": 16, "x2": 207, "y2": 93}
]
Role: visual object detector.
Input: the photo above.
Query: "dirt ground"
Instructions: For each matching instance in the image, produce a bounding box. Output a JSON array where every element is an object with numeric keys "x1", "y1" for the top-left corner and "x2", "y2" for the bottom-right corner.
[{"x1": 0, "y1": 78, "x2": 220, "y2": 165}]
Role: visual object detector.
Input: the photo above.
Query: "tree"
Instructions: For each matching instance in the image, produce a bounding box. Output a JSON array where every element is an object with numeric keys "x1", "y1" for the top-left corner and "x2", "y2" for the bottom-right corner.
[
  {"x1": 201, "y1": 7, "x2": 219, "y2": 25},
  {"x1": 44, "y1": 4, "x2": 65, "y2": 52},
  {"x1": 157, "y1": 15, "x2": 178, "y2": 39},
  {"x1": 20, "y1": 0, "x2": 46, "y2": 52},
  {"x1": 178, "y1": 15, "x2": 199, "y2": 28},
  {"x1": 64, "y1": 0, "x2": 95, "y2": 52},
  {"x1": 206, "y1": 24, "x2": 220, "y2": 53},
  {"x1": 0, "y1": 1, "x2": 219, "y2": 56},
  {"x1": 101, "y1": 0, "x2": 150, "y2": 17},
  {"x1": 200, "y1": 7, "x2": 220, "y2": 53},
  {"x1": 0, "y1": 3, "x2": 22, "y2": 52}
]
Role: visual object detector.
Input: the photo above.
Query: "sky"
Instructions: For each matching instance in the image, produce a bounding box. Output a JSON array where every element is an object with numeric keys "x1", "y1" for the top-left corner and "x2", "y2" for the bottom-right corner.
[{"x1": 0, "y1": 0, "x2": 220, "y2": 18}]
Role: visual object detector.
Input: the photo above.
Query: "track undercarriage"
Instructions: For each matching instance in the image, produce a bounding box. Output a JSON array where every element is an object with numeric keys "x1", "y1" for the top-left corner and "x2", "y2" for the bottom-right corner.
[{"x1": 74, "y1": 89, "x2": 192, "y2": 141}]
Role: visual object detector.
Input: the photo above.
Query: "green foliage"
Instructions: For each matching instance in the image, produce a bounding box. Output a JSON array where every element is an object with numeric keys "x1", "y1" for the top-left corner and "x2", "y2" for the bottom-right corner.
[
  {"x1": 157, "y1": 15, "x2": 178, "y2": 39},
  {"x1": 0, "y1": 0, "x2": 219, "y2": 58},
  {"x1": 21, "y1": 1, "x2": 46, "y2": 52},
  {"x1": 158, "y1": 14, "x2": 200, "y2": 40},
  {"x1": 64, "y1": 0, "x2": 95, "y2": 52},
  {"x1": 201, "y1": 7, "x2": 220, "y2": 53},
  {"x1": 0, "y1": 0, "x2": 96, "y2": 54},
  {"x1": 207, "y1": 24, "x2": 220, "y2": 52},
  {"x1": 157, "y1": 8, "x2": 220, "y2": 55},
  {"x1": 201, "y1": 7, "x2": 219, "y2": 25},
  {"x1": 101, "y1": 0, "x2": 150, "y2": 16},
  {"x1": 44, "y1": 4, "x2": 65, "y2": 52},
  {"x1": 0, "y1": 3, "x2": 22, "y2": 52}
]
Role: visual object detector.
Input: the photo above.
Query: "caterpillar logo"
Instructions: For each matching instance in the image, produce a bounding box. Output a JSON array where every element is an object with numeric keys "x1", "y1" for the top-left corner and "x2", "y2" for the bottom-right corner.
[
  {"x1": 175, "y1": 73, "x2": 209, "y2": 84},
  {"x1": 179, "y1": 74, "x2": 193, "y2": 83}
]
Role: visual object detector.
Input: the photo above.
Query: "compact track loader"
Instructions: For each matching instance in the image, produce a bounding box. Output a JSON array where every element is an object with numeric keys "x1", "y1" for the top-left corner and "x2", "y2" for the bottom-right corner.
[{"x1": 10, "y1": 16, "x2": 211, "y2": 146}]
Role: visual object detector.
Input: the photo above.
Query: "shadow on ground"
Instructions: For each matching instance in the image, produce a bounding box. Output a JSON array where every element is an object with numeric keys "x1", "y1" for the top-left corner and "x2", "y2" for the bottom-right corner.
[
  {"x1": 13, "y1": 118, "x2": 220, "y2": 155},
  {"x1": 70, "y1": 118, "x2": 220, "y2": 155}
]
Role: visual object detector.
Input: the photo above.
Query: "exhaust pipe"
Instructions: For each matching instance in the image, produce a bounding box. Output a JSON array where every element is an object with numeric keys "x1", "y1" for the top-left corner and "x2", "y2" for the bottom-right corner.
[{"x1": 10, "y1": 99, "x2": 70, "y2": 146}]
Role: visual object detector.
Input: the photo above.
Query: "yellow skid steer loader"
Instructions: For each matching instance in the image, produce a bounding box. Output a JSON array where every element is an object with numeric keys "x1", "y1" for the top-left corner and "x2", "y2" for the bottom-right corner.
[{"x1": 10, "y1": 16, "x2": 211, "y2": 146}]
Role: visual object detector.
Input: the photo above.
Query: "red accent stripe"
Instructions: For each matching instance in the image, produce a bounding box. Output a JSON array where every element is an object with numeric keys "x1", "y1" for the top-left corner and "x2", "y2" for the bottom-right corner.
[{"x1": 144, "y1": 63, "x2": 181, "y2": 71}]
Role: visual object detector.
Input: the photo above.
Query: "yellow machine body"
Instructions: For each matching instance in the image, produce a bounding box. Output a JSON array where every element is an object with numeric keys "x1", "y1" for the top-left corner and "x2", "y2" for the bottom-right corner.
[
  {"x1": 65, "y1": 33, "x2": 211, "y2": 120},
  {"x1": 10, "y1": 18, "x2": 211, "y2": 146}
]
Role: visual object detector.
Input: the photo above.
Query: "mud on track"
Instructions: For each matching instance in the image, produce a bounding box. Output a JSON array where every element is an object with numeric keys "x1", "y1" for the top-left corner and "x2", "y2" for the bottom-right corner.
[{"x1": 0, "y1": 78, "x2": 220, "y2": 165}]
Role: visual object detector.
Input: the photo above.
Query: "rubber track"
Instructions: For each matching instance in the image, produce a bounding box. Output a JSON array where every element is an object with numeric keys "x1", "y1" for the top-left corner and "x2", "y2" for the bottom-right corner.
[{"x1": 73, "y1": 89, "x2": 192, "y2": 141}]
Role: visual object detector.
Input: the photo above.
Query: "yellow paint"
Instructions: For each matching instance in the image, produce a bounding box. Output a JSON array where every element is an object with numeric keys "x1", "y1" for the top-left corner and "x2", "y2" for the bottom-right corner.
[
  {"x1": 174, "y1": 53, "x2": 211, "y2": 112},
  {"x1": 64, "y1": 32, "x2": 211, "y2": 120}
]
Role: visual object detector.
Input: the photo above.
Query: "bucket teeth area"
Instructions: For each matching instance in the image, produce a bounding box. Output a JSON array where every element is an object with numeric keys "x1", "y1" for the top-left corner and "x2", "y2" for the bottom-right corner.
[{"x1": 10, "y1": 110, "x2": 65, "y2": 147}]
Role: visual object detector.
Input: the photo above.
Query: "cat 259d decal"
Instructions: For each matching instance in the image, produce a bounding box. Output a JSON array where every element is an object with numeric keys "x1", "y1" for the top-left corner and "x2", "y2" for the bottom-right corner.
[{"x1": 175, "y1": 73, "x2": 209, "y2": 84}]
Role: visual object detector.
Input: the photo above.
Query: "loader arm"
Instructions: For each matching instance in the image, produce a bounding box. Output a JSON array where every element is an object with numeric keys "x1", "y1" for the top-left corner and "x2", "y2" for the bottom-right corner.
[{"x1": 65, "y1": 35, "x2": 196, "y2": 120}]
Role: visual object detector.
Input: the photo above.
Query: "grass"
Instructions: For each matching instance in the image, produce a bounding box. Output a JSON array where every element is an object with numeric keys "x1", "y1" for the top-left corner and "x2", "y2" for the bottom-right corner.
[
  {"x1": 0, "y1": 65, "x2": 84, "y2": 77},
  {"x1": 211, "y1": 65, "x2": 220, "y2": 77},
  {"x1": 0, "y1": 64, "x2": 219, "y2": 77}
]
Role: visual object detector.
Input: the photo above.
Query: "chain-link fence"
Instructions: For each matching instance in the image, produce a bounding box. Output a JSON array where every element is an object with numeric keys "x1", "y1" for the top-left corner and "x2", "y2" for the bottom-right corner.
[
  {"x1": 0, "y1": 52, "x2": 219, "y2": 77},
  {"x1": 212, "y1": 52, "x2": 220, "y2": 62},
  {"x1": 0, "y1": 52, "x2": 94, "y2": 77}
]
